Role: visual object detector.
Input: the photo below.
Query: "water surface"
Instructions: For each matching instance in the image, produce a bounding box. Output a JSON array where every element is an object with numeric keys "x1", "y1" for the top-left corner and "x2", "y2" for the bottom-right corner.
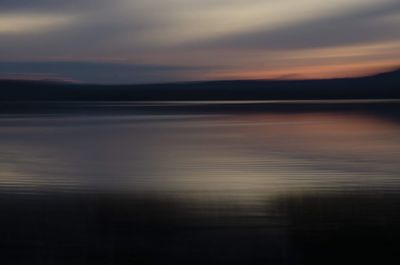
[{"x1": 1, "y1": 102, "x2": 400, "y2": 264}]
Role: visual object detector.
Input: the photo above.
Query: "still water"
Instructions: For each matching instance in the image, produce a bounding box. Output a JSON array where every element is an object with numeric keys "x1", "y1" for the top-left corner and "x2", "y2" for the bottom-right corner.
[{"x1": 1, "y1": 102, "x2": 400, "y2": 264}]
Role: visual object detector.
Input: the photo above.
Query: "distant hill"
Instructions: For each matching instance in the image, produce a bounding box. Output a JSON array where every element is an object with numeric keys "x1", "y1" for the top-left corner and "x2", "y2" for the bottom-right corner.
[{"x1": 1, "y1": 69, "x2": 399, "y2": 101}]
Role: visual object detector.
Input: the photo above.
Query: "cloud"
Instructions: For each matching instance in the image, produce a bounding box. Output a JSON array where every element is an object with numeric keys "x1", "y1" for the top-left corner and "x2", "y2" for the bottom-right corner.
[
  {"x1": 191, "y1": 1, "x2": 400, "y2": 50},
  {"x1": 0, "y1": 14, "x2": 78, "y2": 34},
  {"x1": 0, "y1": 61, "x2": 220, "y2": 84},
  {"x1": 0, "y1": 0, "x2": 399, "y2": 82},
  {"x1": 0, "y1": 0, "x2": 99, "y2": 13}
]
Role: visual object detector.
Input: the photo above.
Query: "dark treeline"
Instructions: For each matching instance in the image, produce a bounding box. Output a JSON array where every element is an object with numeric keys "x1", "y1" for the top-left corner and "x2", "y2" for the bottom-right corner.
[{"x1": 1, "y1": 69, "x2": 399, "y2": 101}]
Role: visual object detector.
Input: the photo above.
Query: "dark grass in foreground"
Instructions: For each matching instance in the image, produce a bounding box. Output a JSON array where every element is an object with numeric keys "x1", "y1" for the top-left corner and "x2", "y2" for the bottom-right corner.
[
  {"x1": 2, "y1": 190, "x2": 400, "y2": 265},
  {"x1": 1, "y1": 192, "x2": 285, "y2": 265}
]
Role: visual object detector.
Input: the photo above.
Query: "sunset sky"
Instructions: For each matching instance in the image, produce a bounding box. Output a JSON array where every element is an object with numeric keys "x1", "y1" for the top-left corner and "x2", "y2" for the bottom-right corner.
[{"x1": 1, "y1": 0, "x2": 399, "y2": 83}]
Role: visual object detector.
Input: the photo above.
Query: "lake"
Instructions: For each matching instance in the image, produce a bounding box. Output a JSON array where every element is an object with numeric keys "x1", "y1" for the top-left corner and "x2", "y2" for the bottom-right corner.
[{"x1": 1, "y1": 101, "x2": 400, "y2": 264}]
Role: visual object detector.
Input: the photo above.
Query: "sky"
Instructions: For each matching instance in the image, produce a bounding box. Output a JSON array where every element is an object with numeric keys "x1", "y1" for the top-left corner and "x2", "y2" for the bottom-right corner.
[{"x1": 0, "y1": 0, "x2": 399, "y2": 84}]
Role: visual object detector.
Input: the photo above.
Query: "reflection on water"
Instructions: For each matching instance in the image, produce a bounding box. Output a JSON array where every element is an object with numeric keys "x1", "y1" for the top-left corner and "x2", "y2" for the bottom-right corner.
[{"x1": 0, "y1": 102, "x2": 400, "y2": 264}]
